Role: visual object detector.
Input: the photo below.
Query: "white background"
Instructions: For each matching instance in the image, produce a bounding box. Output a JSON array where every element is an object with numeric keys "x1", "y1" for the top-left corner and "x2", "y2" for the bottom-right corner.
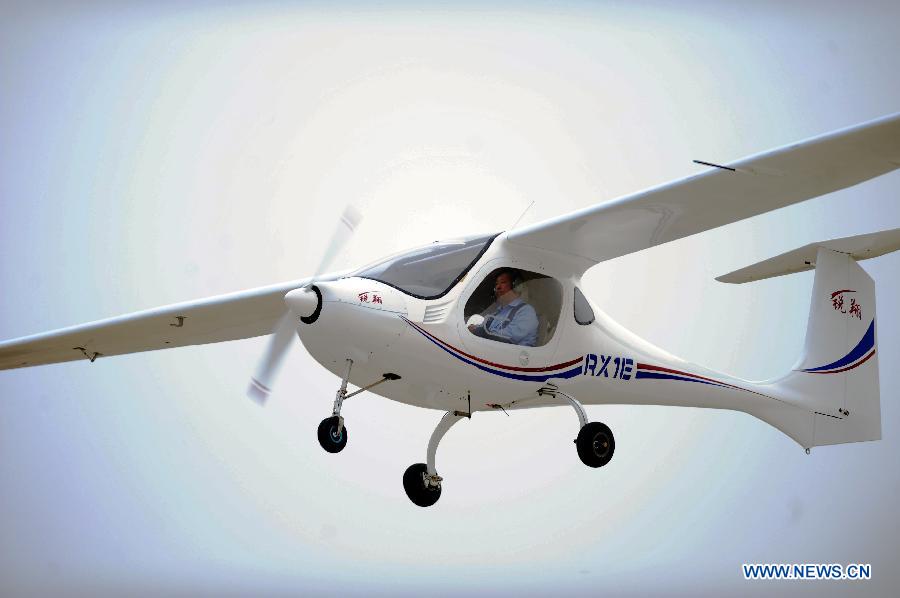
[{"x1": 2, "y1": 2, "x2": 898, "y2": 595}]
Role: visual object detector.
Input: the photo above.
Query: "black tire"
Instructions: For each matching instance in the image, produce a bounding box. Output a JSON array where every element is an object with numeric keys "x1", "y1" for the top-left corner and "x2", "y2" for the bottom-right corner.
[
  {"x1": 317, "y1": 416, "x2": 348, "y2": 453},
  {"x1": 576, "y1": 421, "x2": 615, "y2": 468},
  {"x1": 402, "y1": 463, "x2": 441, "y2": 507}
]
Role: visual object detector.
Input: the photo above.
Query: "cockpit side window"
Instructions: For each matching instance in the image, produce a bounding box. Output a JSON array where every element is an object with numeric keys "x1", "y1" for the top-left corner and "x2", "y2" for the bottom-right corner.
[
  {"x1": 353, "y1": 233, "x2": 497, "y2": 299},
  {"x1": 464, "y1": 268, "x2": 562, "y2": 347},
  {"x1": 574, "y1": 287, "x2": 595, "y2": 325}
]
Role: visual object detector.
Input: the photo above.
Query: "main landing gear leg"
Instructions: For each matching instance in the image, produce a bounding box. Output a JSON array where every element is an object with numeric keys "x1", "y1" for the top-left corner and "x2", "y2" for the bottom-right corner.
[
  {"x1": 537, "y1": 384, "x2": 615, "y2": 468},
  {"x1": 403, "y1": 411, "x2": 466, "y2": 507}
]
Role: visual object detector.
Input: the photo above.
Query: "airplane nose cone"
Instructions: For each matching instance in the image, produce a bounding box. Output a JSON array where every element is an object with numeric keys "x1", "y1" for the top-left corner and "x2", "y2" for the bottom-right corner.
[{"x1": 285, "y1": 286, "x2": 321, "y2": 322}]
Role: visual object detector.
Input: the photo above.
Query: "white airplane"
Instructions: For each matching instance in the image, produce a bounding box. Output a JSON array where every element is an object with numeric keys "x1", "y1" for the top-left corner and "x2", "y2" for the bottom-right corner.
[{"x1": 2, "y1": 114, "x2": 899, "y2": 507}]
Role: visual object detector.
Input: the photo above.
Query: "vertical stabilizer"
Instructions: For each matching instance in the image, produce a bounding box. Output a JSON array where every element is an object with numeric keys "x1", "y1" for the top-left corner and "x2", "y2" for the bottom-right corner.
[{"x1": 776, "y1": 247, "x2": 880, "y2": 447}]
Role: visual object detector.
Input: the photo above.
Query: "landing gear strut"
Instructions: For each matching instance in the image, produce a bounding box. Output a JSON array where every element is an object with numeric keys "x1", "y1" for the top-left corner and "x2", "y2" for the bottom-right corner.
[
  {"x1": 317, "y1": 358, "x2": 400, "y2": 454},
  {"x1": 403, "y1": 410, "x2": 467, "y2": 507},
  {"x1": 538, "y1": 383, "x2": 615, "y2": 468}
]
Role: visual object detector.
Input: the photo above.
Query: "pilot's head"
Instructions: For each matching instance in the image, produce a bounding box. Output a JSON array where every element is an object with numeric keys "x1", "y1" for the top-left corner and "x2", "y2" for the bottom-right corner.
[{"x1": 493, "y1": 269, "x2": 520, "y2": 303}]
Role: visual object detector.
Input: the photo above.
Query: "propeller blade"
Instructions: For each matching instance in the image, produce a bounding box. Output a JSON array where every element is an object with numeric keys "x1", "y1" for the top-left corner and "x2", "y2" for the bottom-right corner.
[
  {"x1": 311, "y1": 204, "x2": 363, "y2": 280},
  {"x1": 247, "y1": 204, "x2": 362, "y2": 403},
  {"x1": 247, "y1": 312, "x2": 297, "y2": 404}
]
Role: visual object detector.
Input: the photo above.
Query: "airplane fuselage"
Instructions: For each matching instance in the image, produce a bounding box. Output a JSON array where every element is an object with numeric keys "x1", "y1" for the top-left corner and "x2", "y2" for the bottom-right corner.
[{"x1": 297, "y1": 236, "x2": 790, "y2": 425}]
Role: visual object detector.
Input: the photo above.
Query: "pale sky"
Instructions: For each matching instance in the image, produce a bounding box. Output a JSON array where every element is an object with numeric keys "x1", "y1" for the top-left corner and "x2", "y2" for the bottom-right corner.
[{"x1": 1, "y1": 2, "x2": 899, "y2": 596}]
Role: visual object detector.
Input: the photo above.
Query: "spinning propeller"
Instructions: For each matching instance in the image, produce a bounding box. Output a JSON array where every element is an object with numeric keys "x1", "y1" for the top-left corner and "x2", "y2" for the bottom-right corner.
[{"x1": 247, "y1": 205, "x2": 362, "y2": 403}]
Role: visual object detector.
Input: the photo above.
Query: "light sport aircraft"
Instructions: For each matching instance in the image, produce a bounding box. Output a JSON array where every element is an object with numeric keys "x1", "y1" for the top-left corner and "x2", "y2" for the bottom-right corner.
[{"x1": 2, "y1": 114, "x2": 899, "y2": 507}]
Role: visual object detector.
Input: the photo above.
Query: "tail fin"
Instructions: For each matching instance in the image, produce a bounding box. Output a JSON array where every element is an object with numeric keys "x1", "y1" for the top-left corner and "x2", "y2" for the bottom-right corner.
[
  {"x1": 777, "y1": 246, "x2": 880, "y2": 447},
  {"x1": 719, "y1": 229, "x2": 898, "y2": 449}
]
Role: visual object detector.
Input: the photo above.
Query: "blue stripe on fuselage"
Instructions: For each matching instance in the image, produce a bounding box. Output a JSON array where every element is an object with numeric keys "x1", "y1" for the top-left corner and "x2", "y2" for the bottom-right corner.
[
  {"x1": 634, "y1": 371, "x2": 731, "y2": 388},
  {"x1": 409, "y1": 322, "x2": 582, "y2": 382}
]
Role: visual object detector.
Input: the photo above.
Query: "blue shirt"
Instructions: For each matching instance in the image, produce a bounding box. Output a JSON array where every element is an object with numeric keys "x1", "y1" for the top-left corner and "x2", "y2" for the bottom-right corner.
[{"x1": 482, "y1": 298, "x2": 539, "y2": 346}]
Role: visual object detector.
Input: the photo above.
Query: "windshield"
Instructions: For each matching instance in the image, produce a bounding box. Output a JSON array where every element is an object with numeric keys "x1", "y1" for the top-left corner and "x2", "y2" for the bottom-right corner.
[{"x1": 352, "y1": 233, "x2": 497, "y2": 299}]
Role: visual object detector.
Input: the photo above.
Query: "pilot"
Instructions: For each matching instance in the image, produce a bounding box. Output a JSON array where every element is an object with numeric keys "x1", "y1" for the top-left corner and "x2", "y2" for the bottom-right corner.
[{"x1": 468, "y1": 269, "x2": 539, "y2": 346}]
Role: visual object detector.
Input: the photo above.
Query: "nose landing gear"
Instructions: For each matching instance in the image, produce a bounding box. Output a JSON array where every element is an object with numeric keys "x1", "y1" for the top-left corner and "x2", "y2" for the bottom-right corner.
[{"x1": 316, "y1": 358, "x2": 400, "y2": 454}]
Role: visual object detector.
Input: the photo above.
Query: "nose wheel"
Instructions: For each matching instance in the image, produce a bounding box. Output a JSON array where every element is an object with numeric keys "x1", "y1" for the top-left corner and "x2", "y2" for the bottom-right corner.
[{"x1": 318, "y1": 416, "x2": 348, "y2": 453}]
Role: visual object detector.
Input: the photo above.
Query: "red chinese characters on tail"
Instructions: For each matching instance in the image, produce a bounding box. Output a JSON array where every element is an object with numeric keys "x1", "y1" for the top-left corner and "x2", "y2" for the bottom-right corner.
[{"x1": 830, "y1": 289, "x2": 862, "y2": 320}]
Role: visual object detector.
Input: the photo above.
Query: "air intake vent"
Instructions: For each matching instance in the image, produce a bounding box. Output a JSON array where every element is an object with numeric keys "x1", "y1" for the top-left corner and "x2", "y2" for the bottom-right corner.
[{"x1": 423, "y1": 300, "x2": 453, "y2": 324}]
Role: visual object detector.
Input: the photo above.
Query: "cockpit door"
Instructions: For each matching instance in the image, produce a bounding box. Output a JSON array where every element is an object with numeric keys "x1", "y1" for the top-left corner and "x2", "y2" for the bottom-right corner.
[{"x1": 456, "y1": 258, "x2": 567, "y2": 372}]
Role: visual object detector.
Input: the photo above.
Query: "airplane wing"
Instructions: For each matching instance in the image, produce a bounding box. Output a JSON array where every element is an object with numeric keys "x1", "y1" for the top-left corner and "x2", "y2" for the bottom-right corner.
[
  {"x1": 507, "y1": 112, "x2": 900, "y2": 268},
  {"x1": 0, "y1": 277, "x2": 320, "y2": 371}
]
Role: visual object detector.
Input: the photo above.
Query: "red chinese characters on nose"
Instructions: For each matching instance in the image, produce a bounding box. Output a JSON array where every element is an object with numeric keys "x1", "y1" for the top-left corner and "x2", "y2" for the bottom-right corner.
[
  {"x1": 830, "y1": 290, "x2": 862, "y2": 320},
  {"x1": 357, "y1": 291, "x2": 382, "y2": 305}
]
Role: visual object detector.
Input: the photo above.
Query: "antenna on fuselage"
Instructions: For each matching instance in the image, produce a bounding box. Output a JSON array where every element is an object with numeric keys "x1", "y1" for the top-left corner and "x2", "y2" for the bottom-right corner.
[{"x1": 508, "y1": 200, "x2": 535, "y2": 232}]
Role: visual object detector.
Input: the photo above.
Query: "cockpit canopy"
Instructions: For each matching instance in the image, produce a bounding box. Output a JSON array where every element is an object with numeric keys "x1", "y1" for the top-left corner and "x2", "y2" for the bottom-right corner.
[{"x1": 352, "y1": 233, "x2": 497, "y2": 299}]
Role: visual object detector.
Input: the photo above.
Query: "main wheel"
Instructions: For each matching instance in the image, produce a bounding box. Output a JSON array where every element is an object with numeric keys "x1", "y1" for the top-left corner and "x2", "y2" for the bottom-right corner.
[
  {"x1": 402, "y1": 463, "x2": 441, "y2": 507},
  {"x1": 576, "y1": 421, "x2": 615, "y2": 468},
  {"x1": 317, "y1": 416, "x2": 348, "y2": 453}
]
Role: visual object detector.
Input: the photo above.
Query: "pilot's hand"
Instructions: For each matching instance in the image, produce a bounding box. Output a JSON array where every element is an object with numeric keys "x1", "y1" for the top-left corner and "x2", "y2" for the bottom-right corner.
[{"x1": 468, "y1": 324, "x2": 478, "y2": 332}]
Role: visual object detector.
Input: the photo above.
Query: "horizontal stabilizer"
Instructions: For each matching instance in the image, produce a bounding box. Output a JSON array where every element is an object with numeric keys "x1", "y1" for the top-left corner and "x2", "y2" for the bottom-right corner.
[{"x1": 716, "y1": 228, "x2": 900, "y2": 284}]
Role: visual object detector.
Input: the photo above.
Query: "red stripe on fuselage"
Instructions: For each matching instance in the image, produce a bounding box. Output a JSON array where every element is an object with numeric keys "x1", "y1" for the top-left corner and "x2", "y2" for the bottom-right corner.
[
  {"x1": 636, "y1": 362, "x2": 782, "y2": 401},
  {"x1": 636, "y1": 363, "x2": 736, "y2": 388},
  {"x1": 401, "y1": 316, "x2": 582, "y2": 373}
]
